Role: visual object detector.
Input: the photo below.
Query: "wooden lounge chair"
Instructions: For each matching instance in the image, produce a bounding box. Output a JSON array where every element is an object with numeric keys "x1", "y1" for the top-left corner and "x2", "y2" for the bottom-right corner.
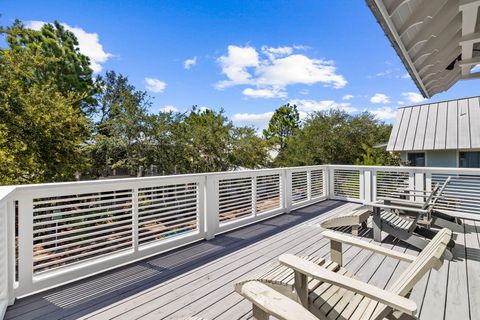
[
  {"x1": 368, "y1": 202, "x2": 454, "y2": 260},
  {"x1": 377, "y1": 177, "x2": 463, "y2": 233},
  {"x1": 236, "y1": 228, "x2": 452, "y2": 320},
  {"x1": 320, "y1": 206, "x2": 370, "y2": 235}
]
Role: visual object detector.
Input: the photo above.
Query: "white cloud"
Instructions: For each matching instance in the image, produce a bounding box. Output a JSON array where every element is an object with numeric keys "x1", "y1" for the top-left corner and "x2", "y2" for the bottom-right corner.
[
  {"x1": 232, "y1": 112, "x2": 274, "y2": 122},
  {"x1": 25, "y1": 21, "x2": 112, "y2": 73},
  {"x1": 232, "y1": 112, "x2": 274, "y2": 131},
  {"x1": 25, "y1": 20, "x2": 45, "y2": 30},
  {"x1": 242, "y1": 87, "x2": 287, "y2": 99},
  {"x1": 159, "y1": 105, "x2": 178, "y2": 113},
  {"x1": 216, "y1": 45, "x2": 347, "y2": 98},
  {"x1": 145, "y1": 78, "x2": 167, "y2": 93},
  {"x1": 397, "y1": 101, "x2": 405, "y2": 105},
  {"x1": 471, "y1": 64, "x2": 480, "y2": 73},
  {"x1": 261, "y1": 46, "x2": 293, "y2": 60},
  {"x1": 255, "y1": 54, "x2": 347, "y2": 89},
  {"x1": 216, "y1": 45, "x2": 259, "y2": 89},
  {"x1": 184, "y1": 56, "x2": 197, "y2": 70},
  {"x1": 369, "y1": 107, "x2": 397, "y2": 121},
  {"x1": 342, "y1": 94, "x2": 354, "y2": 100},
  {"x1": 370, "y1": 93, "x2": 390, "y2": 104},
  {"x1": 289, "y1": 99, "x2": 357, "y2": 113},
  {"x1": 402, "y1": 92, "x2": 426, "y2": 104}
]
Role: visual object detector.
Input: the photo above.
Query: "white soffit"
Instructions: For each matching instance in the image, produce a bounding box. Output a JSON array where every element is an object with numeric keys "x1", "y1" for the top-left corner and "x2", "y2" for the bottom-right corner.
[
  {"x1": 366, "y1": 0, "x2": 480, "y2": 98},
  {"x1": 387, "y1": 96, "x2": 480, "y2": 151}
]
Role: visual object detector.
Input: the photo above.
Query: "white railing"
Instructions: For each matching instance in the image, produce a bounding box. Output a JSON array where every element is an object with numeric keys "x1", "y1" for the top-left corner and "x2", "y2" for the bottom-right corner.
[
  {"x1": 1, "y1": 164, "x2": 480, "y2": 315},
  {"x1": 0, "y1": 165, "x2": 328, "y2": 309}
]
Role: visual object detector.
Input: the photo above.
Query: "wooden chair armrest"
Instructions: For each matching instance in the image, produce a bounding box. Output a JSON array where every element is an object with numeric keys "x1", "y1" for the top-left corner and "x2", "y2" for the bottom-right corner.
[
  {"x1": 377, "y1": 197, "x2": 425, "y2": 206},
  {"x1": 279, "y1": 254, "x2": 417, "y2": 316},
  {"x1": 237, "y1": 281, "x2": 318, "y2": 320},
  {"x1": 364, "y1": 201, "x2": 428, "y2": 214},
  {"x1": 396, "y1": 188, "x2": 432, "y2": 194},
  {"x1": 322, "y1": 230, "x2": 416, "y2": 263}
]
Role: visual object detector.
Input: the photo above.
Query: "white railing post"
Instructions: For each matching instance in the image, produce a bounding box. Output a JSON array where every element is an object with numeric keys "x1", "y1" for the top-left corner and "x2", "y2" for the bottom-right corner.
[
  {"x1": 363, "y1": 169, "x2": 372, "y2": 203},
  {"x1": 414, "y1": 172, "x2": 425, "y2": 203},
  {"x1": 408, "y1": 170, "x2": 415, "y2": 202},
  {"x1": 329, "y1": 166, "x2": 336, "y2": 199},
  {"x1": 6, "y1": 199, "x2": 15, "y2": 306},
  {"x1": 16, "y1": 196, "x2": 34, "y2": 297},
  {"x1": 323, "y1": 167, "x2": 329, "y2": 199},
  {"x1": 0, "y1": 203, "x2": 8, "y2": 316},
  {"x1": 371, "y1": 169, "x2": 377, "y2": 201},
  {"x1": 283, "y1": 169, "x2": 292, "y2": 213},
  {"x1": 425, "y1": 172, "x2": 432, "y2": 194},
  {"x1": 205, "y1": 175, "x2": 219, "y2": 240},
  {"x1": 132, "y1": 188, "x2": 139, "y2": 254},
  {"x1": 307, "y1": 170, "x2": 312, "y2": 201},
  {"x1": 252, "y1": 175, "x2": 257, "y2": 216}
]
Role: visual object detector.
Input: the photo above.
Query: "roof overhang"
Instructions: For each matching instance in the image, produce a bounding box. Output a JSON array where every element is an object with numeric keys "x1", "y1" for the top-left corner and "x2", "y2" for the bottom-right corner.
[{"x1": 366, "y1": 0, "x2": 480, "y2": 98}]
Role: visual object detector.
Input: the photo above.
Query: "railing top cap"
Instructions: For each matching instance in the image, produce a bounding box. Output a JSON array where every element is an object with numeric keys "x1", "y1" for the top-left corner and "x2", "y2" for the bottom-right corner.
[{"x1": 0, "y1": 165, "x2": 329, "y2": 190}]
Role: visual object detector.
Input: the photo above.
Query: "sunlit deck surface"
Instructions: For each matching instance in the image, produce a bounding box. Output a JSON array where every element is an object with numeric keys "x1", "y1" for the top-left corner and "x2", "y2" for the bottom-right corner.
[{"x1": 5, "y1": 200, "x2": 480, "y2": 320}]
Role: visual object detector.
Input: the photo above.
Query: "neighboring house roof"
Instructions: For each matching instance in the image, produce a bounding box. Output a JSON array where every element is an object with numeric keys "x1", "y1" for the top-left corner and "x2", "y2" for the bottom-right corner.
[
  {"x1": 366, "y1": 0, "x2": 480, "y2": 98},
  {"x1": 387, "y1": 96, "x2": 480, "y2": 151}
]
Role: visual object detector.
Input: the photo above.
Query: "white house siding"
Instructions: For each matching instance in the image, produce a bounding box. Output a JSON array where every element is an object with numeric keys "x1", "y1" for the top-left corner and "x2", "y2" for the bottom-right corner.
[{"x1": 401, "y1": 150, "x2": 458, "y2": 167}]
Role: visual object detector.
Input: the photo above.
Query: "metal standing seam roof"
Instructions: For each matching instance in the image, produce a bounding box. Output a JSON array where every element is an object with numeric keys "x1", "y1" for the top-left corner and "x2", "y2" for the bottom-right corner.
[
  {"x1": 387, "y1": 96, "x2": 480, "y2": 151},
  {"x1": 366, "y1": 0, "x2": 480, "y2": 98}
]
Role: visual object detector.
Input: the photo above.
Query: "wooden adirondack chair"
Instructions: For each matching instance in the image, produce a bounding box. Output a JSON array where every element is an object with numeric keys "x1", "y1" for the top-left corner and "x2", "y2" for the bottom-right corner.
[
  {"x1": 365, "y1": 178, "x2": 455, "y2": 259},
  {"x1": 236, "y1": 228, "x2": 452, "y2": 320},
  {"x1": 376, "y1": 176, "x2": 463, "y2": 232},
  {"x1": 320, "y1": 206, "x2": 371, "y2": 235}
]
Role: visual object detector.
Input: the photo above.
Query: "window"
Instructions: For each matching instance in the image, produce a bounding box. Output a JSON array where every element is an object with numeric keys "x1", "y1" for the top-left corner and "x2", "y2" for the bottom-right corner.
[
  {"x1": 459, "y1": 152, "x2": 480, "y2": 168},
  {"x1": 407, "y1": 153, "x2": 425, "y2": 167}
]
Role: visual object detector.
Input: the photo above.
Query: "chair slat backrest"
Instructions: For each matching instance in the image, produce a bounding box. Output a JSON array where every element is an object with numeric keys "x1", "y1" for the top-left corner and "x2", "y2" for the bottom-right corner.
[
  {"x1": 429, "y1": 176, "x2": 452, "y2": 209},
  {"x1": 421, "y1": 183, "x2": 440, "y2": 210},
  {"x1": 373, "y1": 228, "x2": 452, "y2": 320}
]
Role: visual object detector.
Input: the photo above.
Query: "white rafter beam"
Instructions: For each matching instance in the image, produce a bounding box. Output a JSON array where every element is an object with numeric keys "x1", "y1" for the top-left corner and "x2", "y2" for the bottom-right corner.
[
  {"x1": 406, "y1": 1, "x2": 459, "y2": 52},
  {"x1": 459, "y1": 0, "x2": 480, "y2": 75},
  {"x1": 397, "y1": 0, "x2": 449, "y2": 36},
  {"x1": 459, "y1": 56, "x2": 480, "y2": 67}
]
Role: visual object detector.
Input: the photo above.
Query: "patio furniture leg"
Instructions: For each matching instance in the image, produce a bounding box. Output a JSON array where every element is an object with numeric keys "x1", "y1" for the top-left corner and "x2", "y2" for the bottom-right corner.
[
  {"x1": 252, "y1": 304, "x2": 269, "y2": 320},
  {"x1": 373, "y1": 207, "x2": 382, "y2": 242},
  {"x1": 352, "y1": 224, "x2": 359, "y2": 236}
]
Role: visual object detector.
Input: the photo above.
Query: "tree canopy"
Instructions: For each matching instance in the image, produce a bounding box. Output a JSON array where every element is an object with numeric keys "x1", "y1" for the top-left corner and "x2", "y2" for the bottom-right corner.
[
  {"x1": 263, "y1": 103, "x2": 300, "y2": 150},
  {"x1": 276, "y1": 110, "x2": 392, "y2": 167},
  {"x1": 0, "y1": 18, "x2": 394, "y2": 185}
]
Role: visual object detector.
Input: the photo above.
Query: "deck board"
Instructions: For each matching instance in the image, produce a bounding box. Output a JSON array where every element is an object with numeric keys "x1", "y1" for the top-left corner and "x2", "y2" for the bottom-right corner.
[{"x1": 5, "y1": 200, "x2": 477, "y2": 320}]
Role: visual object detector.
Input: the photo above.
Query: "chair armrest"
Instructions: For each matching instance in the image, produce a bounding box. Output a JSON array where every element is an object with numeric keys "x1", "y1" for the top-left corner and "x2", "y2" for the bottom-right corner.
[
  {"x1": 279, "y1": 254, "x2": 417, "y2": 316},
  {"x1": 377, "y1": 197, "x2": 425, "y2": 206},
  {"x1": 396, "y1": 188, "x2": 432, "y2": 194},
  {"x1": 322, "y1": 230, "x2": 416, "y2": 263},
  {"x1": 364, "y1": 201, "x2": 428, "y2": 214},
  {"x1": 238, "y1": 281, "x2": 318, "y2": 320}
]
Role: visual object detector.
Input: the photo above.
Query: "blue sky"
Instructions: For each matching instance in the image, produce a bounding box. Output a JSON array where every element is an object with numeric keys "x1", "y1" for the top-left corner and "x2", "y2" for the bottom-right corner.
[{"x1": 2, "y1": 0, "x2": 479, "y2": 129}]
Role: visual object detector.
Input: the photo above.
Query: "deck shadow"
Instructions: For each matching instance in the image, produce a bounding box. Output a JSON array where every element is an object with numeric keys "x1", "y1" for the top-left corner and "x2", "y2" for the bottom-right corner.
[{"x1": 5, "y1": 200, "x2": 346, "y2": 320}]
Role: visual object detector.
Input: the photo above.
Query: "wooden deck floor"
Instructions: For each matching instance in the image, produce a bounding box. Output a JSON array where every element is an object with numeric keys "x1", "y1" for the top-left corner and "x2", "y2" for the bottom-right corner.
[{"x1": 5, "y1": 200, "x2": 480, "y2": 320}]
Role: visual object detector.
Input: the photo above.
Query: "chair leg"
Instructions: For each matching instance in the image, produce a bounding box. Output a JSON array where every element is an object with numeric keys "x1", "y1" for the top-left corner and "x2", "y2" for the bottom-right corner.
[
  {"x1": 252, "y1": 304, "x2": 269, "y2": 320},
  {"x1": 373, "y1": 211, "x2": 382, "y2": 242},
  {"x1": 352, "y1": 225, "x2": 359, "y2": 236}
]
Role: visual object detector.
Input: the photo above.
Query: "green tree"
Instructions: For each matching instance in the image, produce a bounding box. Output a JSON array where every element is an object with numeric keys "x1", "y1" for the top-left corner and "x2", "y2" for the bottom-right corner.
[
  {"x1": 176, "y1": 108, "x2": 233, "y2": 173},
  {"x1": 230, "y1": 127, "x2": 269, "y2": 169},
  {"x1": 4, "y1": 20, "x2": 99, "y2": 114},
  {"x1": 263, "y1": 104, "x2": 300, "y2": 150},
  {"x1": 278, "y1": 110, "x2": 392, "y2": 166},
  {"x1": 85, "y1": 71, "x2": 152, "y2": 177},
  {"x1": 0, "y1": 47, "x2": 90, "y2": 184}
]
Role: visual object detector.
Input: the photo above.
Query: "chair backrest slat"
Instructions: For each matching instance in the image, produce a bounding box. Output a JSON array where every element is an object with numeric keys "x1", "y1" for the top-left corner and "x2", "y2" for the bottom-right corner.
[{"x1": 373, "y1": 228, "x2": 452, "y2": 320}]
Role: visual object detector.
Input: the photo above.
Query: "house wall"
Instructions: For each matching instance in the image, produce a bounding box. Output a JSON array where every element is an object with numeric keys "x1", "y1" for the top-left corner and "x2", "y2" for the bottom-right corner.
[
  {"x1": 401, "y1": 150, "x2": 458, "y2": 167},
  {"x1": 426, "y1": 150, "x2": 458, "y2": 167}
]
